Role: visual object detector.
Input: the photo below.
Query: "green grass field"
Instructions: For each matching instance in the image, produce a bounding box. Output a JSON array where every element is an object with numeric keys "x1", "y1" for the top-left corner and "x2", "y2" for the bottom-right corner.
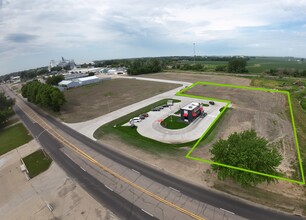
[
  {"x1": 247, "y1": 57, "x2": 306, "y2": 74},
  {"x1": 0, "y1": 123, "x2": 33, "y2": 155},
  {"x1": 23, "y1": 149, "x2": 52, "y2": 178},
  {"x1": 161, "y1": 115, "x2": 189, "y2": 129}
]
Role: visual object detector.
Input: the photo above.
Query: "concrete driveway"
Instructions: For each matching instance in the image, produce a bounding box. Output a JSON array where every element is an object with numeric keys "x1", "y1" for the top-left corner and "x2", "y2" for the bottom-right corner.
[{"x1": 135, "y1": 98, "x2": 226, "y2": 144}]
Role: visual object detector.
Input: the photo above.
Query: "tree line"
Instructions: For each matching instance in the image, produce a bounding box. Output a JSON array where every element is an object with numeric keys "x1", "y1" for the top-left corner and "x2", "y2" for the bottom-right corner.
[
  {"x1": 267, "y1": 68, "x2": 306, "y2": 78},
  {"x1": 0, "y1": 93, "x2": 15, "y2": 129},
  {"x1": 21, "y1": 81, "x2": 66, "y2": 112},
  {"x1": 46, "y1": 75, "x2": 64, "y2": 86}
]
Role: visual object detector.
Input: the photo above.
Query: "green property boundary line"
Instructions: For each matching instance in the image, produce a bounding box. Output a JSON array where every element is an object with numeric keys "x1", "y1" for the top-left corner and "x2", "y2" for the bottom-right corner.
[{"x1": 176, "y1": 81, "x2": 305, "y2": 185}]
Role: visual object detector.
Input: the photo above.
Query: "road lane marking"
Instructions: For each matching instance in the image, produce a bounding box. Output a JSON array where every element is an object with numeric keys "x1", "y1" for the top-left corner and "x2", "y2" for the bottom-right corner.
[
  {"x1": 80, "y1": 166, "x2": 86, "y2": 172},
  {"x1": 104, "y1": 184, "x2": 113, "y2": 191},
  {"x1": 141, "y1": 209, "x2": 154, "y2": 217},
  {"x1": 169, "y1": 186, "x2": 180, "y2": 193},
  {"x1": 16, "y1": 102, "x2": 206, "y2": 220},
  {"x1": 131, "y1": 169, "x2": 140, "y2": 174},
  {"x1": 220, "y1": 208, "x2": 235, "y2": 215}
]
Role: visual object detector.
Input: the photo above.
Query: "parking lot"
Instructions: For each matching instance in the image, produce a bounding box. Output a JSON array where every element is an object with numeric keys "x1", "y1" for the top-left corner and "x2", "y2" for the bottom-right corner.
[{"x1": 124, "y1": 96, "x2": 227, "y2": 144}]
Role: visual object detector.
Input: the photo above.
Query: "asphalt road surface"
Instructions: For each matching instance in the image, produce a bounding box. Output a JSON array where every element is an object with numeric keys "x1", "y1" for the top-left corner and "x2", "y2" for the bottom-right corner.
[{"x1": 3, "y1": 85, "x2": 303, "y2": 220}]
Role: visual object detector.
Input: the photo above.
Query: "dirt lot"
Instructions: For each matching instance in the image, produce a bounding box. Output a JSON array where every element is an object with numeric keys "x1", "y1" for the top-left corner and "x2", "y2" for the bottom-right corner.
[
  {"x1": 139, "y1": 72, "x2": 251, "y2": 85},
  {"x1": 185, "y1": 84, "x2": 297, "y2": 177},
  {"x1": 60, "y1": 78, "x2": 180, "y2": 123}
]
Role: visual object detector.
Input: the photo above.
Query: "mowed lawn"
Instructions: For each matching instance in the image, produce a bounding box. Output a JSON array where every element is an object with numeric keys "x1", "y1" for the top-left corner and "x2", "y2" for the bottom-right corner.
[
  {"x1": 23, "y1": 149, "x2": 52, "y2": 178},
  {"x1": 60, "y1": 78, "x2": 181, "y2": 123},
  {"x1": 0, "y1": 123, "x2": 33, "y2": 155}
]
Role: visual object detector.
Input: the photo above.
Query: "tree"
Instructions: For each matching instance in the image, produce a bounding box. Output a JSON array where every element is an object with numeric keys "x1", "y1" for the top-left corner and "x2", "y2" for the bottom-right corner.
[
  {"x1": 215, "y1": 65, "x2": 227, "y2": 72},
  {"x1": 210, "y1": 130, "x2": 282, "y2": 187},
  {"x1": 21, "y1": 81, "x2": 66, "y2": 112},
  {"x1": 227, "y1": 58, "x2": 247, "y2": 73},
  {"x1": 0, "y1": 93, "x2": 15, "y2": 129},
  {"x1": 46, "y1": 75, "x2": 64, "y2": 85}
]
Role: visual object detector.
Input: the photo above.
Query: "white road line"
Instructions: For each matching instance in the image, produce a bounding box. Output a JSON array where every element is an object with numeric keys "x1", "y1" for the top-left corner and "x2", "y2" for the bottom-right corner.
[
  {"x1": 104, "y1": 185, "x2": 113, "y2": 191},
  {"x1": 169, "y1": 186, "x2": 180, "y2": 193},
  {"x1": 220, "y1": 208, "x2": 235, "y2": 215},
  {"x1": 80, "y1": 167, "x2": 86, "y2": 172},
  {"x1": 141, "y1": 209, "x2": 154, "y2": 217},
  {"x1": 63, "y1": 152, "x2": 73, "y2": 161},
  {"x1": 131, "y1": 169, "x2": 140, "y2": 174}
]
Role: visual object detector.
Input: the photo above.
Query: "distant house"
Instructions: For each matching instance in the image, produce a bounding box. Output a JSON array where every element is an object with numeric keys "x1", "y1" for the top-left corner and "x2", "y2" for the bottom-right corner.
[{"x1": 10, "y1": 76, "x2": 21, "y2": 84}]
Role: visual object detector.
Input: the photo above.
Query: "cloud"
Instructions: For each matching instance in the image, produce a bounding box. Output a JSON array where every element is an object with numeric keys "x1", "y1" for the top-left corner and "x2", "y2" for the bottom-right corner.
[
  {"x1": 5, "y1": 33, "x2": 38, "y2": 43},
  {"x1": 1, "y1": 0, "x2": 306, "y2": 75}
]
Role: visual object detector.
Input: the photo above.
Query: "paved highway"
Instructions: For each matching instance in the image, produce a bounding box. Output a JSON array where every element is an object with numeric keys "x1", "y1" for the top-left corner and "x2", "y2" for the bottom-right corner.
[{"x1": 3, "y1": 85, "x2": 302, "y2": 220}]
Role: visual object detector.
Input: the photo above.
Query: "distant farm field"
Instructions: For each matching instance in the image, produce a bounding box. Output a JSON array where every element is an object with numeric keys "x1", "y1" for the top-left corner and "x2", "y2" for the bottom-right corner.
[
  {"x1": 60, "y1": 78, "x2": 181, "y2": 123},
  {"x1": 178, "y1": 57, "x2": 306, "y2": 74}
]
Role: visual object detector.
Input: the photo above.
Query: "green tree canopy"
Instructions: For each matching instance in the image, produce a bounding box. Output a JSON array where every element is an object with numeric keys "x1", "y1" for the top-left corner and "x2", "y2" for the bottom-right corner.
[
  {"x1": 227, "y1": 58, "x2": 247, "y2": 73},
  {"x1": 0, "y1": 93, "x2": 15, "y2": 129},
  {"x1": 210, "y1": 130, "x2": 282, "y2": 187},
  {"x1": 21, "y1": 81, "x2": 66, "y2": 112},
  {"x1": 46, "y1": 75, "x2": 64, "y2": 85}
]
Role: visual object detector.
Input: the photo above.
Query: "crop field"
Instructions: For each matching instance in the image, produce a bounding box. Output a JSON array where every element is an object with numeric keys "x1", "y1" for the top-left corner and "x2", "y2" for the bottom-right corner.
[
  {"x1": 60, "y1": 78, "x2": 180, "y2": 123},
  {"x1": 177, "y1": 57, "x2": 306, "y2": 74}
]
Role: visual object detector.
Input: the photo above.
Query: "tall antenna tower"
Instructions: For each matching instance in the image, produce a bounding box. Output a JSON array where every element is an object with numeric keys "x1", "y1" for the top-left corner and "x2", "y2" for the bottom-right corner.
[{"x1": 193, "y1": 43, "x2": 196, "y2": 65}]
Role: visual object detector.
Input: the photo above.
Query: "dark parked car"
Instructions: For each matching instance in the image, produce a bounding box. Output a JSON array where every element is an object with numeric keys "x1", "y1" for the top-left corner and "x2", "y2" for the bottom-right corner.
[
  {"x1": 152, "y1": 107, "x2": 160, "y2": 111},
  {"x1": 142, "y1": 113, "x2": 149, "y2": 117},
  {"x1": 209, "y1": 101, "x2": 215, "y2": 105},
  {"x1": 139, "y1": 115, "x2": 145, "y2": 119},
  {"x1": 162, "y1": 104, "x2": 169, "y2": 108}
]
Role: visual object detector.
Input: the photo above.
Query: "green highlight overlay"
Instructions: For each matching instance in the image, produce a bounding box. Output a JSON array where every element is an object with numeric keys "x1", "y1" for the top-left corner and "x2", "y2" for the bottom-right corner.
[{"x1": 176, "y1": 81, "x2": 305, "y2": 185}]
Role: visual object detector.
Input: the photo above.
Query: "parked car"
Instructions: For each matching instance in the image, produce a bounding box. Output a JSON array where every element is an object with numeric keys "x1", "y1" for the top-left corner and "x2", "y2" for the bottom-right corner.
[
  {"x1": 209, "y1": 101, "x2": 215, "y2": 105},
  {"x1": 142, "y1": 113, "x2": 149, "y2": 117},
  {"x1": 157, "y1": 106, "x2": 164, "y2": 110},
  {"x1": 139, "y1": 115, "x2": 145, "y2": 120},
  {"x1": 132, "y1": 117, "x2": 142, "y2": 122},
  {"x1": 162, "y1": 104, "x2": 169, "y2": 108},
  {"x1": 152, "y1": 107, "x2": 160, "y2": 111}
]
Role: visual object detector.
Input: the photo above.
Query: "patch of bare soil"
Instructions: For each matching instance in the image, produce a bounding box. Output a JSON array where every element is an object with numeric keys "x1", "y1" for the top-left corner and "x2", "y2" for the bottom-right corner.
[
  {"x1": 139, "y1": 72, "x2": 251, "y2": 85},
  {"x1": 60, "y1": 78, "x2": 180, "y2": 123},
  {"x1": 185, "y1": 85, "x2": 297, "y2": 178}
]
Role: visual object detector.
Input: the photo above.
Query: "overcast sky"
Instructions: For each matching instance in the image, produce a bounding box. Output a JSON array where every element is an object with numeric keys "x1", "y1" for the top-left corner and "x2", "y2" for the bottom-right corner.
[{"x1": 1, "y1": 0, "x2": 306, "y2": 75}]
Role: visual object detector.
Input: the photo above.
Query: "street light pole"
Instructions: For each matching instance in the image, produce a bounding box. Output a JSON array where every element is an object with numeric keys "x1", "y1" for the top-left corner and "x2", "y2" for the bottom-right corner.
[{"x1": 193, "y1": 43, "x2": 196, "y2": 65}]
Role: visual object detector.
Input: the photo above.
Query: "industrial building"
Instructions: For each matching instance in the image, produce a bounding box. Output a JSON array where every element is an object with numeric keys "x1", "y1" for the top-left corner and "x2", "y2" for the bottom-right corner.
[
  {"x1": 180, "y1": 102, "x2": 203, "y2": 122},
  {"x1": 58, "y1": 76, "x2": 101, "y2": 89}
]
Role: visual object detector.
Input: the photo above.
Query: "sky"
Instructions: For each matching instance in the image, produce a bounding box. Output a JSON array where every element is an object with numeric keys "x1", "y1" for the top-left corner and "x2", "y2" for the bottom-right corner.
[{"x1": 1, "y1": 0, "x2": 306, "y2": 75}]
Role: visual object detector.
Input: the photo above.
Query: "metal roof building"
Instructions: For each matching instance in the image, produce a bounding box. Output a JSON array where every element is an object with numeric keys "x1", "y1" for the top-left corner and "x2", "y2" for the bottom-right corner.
[{"x1": 77, "y1": 76, "x2": 100, "y2": 85}]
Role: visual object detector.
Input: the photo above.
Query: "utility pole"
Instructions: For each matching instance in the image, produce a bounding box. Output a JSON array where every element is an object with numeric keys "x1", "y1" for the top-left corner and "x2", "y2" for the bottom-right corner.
[{"x1": 193, "y1": 43, "x2": 196, "y2": 65}]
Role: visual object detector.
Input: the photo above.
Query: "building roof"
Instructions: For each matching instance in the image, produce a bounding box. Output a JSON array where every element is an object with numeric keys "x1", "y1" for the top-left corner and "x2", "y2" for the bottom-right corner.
[
  {"x1": 58, "y1": 80, "x2": 73, "y2": 85},
  {"x1": 181, "y1": 102, "x2": 200, "y2": 111},
  {"x1": 77, "y1": 76, "x2": 99, "y2": 82}
]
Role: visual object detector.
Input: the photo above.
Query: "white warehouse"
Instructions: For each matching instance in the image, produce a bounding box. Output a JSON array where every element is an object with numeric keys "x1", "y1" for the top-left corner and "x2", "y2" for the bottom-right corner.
[
  {"x1": 58, "y1": 76, "x2": 100, "y2": 88},
  {"x1": 78, "y1": 76, "x2": 100, "y2": 85}
]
